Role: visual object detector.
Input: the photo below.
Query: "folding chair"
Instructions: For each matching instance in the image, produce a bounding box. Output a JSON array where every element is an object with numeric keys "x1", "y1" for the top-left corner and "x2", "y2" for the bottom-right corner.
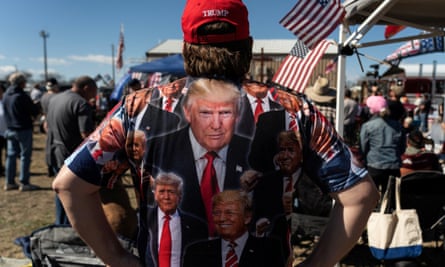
[{"x1": 398, "y1": 170, "x2": 445, "y2": 244}]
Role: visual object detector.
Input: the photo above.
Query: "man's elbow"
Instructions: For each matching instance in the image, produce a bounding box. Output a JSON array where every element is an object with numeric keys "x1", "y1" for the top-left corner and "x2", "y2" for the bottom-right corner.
[{"x1": 52, "y1": 167, "x2": 69, "y2": 195}]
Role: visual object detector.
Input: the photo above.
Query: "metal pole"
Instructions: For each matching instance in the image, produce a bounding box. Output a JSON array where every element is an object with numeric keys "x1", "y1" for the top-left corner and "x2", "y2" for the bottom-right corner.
[
  {"x1": 336, "y1": 24, "x2": 347, "y2": 137},
  {"x1": 40, "y1": 30, "x2": 49, "y2": 81},
  {"x1": 111, "y1": 44, "x2": 115, "y2": 84}
]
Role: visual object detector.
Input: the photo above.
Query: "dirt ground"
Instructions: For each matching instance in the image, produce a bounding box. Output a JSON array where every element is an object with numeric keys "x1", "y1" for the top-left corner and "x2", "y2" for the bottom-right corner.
[{"x1": 1, "y1": 131, "x2": 445, "y2": 266}]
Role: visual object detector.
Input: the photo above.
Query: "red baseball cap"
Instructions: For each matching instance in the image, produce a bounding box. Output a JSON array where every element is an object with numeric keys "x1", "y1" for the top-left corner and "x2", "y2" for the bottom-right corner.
[{"x1": 181, "y1": 0, "x2": 250, "y2": 44}]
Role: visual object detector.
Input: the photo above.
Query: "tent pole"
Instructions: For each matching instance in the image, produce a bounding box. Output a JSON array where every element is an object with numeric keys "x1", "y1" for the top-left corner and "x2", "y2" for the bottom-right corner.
[
  {"x1": 343, "y1": 0, "x2": 399, "y2": 47},
  {"x1": 336, "y1": 24, "x2": 348, "y2": 137}
]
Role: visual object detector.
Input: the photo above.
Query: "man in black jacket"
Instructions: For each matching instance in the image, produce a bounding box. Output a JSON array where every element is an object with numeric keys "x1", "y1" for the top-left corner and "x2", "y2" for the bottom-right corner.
[{"x1": 3, "y1": 72, "x2": 40, "y2": 191}]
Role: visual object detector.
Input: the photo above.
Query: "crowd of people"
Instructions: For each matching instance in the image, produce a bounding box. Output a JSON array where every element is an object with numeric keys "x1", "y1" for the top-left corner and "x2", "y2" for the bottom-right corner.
[
  {"x1": 340, "y1": 82, "x2": 445, "y2": 197},
  {"x1": 2, "y1": 0, "x2": 443, "y2": 266}
]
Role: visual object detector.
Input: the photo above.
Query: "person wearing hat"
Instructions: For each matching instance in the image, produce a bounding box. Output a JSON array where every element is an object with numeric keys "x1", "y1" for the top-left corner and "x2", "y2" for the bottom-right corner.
[
  {"x1": 52, "y1": 0, "x2": 380, "y2": 266},
  {"x1": 305, "y1": 75, "x2": 337, "y2": 125},
  {"x1": 360, "y1": 95, "x2": 406, "y2": 196},
  {"x1": 400, "y1": 129, "x2": 441, "y2": 177}
]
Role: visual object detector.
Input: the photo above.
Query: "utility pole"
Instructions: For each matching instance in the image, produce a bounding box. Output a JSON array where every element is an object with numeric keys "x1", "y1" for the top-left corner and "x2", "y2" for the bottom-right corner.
[
  {"x1": 111, "y1": 44, "x2": 115, "y2": 84},
  {"x1": 40, "y1": 30, "x2": 49, "y2": 81}
]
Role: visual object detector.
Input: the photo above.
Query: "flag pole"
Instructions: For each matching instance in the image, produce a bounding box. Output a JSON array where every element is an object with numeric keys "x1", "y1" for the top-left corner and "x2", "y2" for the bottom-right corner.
[
  {"x1": 111, "y1": 43, "x2": 115, "y2": 84},
  {"x1": 116, "y1": 24, "x2": 125, "y2": 72}
]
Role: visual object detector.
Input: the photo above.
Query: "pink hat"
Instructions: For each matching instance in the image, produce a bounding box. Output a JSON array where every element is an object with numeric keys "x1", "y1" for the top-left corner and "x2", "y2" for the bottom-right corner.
[
  {"x1": 181, "y1": 0, "x2": 250, "y2": 44},
  {"x1": 366, "y1": 96, "x2": 387, "y2": 114}
]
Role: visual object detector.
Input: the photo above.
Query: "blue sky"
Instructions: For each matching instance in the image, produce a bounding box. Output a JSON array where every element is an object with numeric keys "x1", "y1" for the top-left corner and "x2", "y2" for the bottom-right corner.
[{"x1": 0, "y1": 0, "x2": 443, "y2": 85}]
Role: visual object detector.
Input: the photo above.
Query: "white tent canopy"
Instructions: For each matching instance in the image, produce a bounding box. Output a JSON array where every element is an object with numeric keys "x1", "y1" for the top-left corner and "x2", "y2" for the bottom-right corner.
[{"x1": 334, "y1": 0, "x2": 445, "y2": 135}]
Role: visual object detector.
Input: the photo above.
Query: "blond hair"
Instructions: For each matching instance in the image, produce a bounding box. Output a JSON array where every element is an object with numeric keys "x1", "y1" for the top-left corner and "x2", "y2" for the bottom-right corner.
[{"x1": 183, "y1": 78, "x2": 241, "y2": 115}]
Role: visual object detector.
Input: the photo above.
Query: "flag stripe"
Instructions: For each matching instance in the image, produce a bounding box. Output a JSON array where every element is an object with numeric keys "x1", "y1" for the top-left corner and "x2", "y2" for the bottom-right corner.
[
  {"x1": 272, "y1": 40, "x2": 332, "y2": 93},
  {"x1": 294, "y1": 41, "x2": 330, "y2": 91},
  {"x1": 280, "y1": 0, "x2": 345, "y2": 49},
  {"x1": 301, "y1": 6, "x2": 345, "y2": 48}
]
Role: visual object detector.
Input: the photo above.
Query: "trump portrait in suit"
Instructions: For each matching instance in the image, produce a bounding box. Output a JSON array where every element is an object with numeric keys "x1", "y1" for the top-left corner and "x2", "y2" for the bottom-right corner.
[
  {"x1": 139, "y1": 172, "x2": 208, "y2": 267},
  {"x1": 182, "y1": 190, "x2": 286, "y2": 267},
  {"x1": 145, "y1": 78, "x2": 251, "y2": 236}
]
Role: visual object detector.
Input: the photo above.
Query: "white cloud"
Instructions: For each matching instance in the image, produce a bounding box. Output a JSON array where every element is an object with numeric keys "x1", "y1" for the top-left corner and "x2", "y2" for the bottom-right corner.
[
  {"x1": 68, "y1": 54, "x2": 112, "y2": 65},
  {"x1": 30, "y1": 57, "x2": 69, "y2": 65},
  {"x1": 0, "y1": 65, "x2": 17, "y2": 78}
]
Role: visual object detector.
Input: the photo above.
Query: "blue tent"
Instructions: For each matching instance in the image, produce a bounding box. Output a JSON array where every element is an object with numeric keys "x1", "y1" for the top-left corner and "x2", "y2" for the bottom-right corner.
[
  {"x1": 129, "y1": 54, "x2": 186, "y2": 75},
  {"x1": 110, "y1": 54, "x2": 186, "y2": 101}
]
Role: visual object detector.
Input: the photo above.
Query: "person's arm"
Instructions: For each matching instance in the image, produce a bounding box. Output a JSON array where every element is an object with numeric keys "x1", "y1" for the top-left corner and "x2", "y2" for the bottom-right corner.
[
  {"x1": 52, "y1": 165, "x2": 142, "y2": 267},
  {"x1": 297, "y1": 175, "x2": 379, "y2": 267}
]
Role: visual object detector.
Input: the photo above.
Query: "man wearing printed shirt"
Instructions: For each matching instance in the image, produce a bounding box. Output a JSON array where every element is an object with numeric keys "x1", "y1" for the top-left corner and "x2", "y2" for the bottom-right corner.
[{"x1": 52, "y1": 0, "x2": 379, "y2": 266}]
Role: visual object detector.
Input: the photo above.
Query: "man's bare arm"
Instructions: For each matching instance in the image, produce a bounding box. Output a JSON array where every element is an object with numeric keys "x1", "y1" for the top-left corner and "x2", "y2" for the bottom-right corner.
[
  {"x1": 298, "y1": 175, "x2": 379, "y2": 267},
  {"x1": 52, "y1": 165, "x2": 142, "y2": 267}
]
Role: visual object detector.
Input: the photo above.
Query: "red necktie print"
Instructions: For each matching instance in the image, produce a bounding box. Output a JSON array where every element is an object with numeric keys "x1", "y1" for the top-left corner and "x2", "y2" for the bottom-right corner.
[
  {"x1": 225, "y1": 242, "x2": 239, "y2": 267},
  {"x1": 164, "y1": 97, "x2": 173, "y2": 112},
  {"x1": 288, "y1": 113, "x2": 297, "y2": 130},
  {"x1": 200, "y1": 151, "x2": 219, "y2": 236},
  {"x1": 254, "y1": 98, "x2": 264, "y2": 123},
  {"x1": 159, "y1": 215, "x2": 171, "y2": 267},
  {"x1": 285, "y1": 177, "x2": 294, "y2": 192}
]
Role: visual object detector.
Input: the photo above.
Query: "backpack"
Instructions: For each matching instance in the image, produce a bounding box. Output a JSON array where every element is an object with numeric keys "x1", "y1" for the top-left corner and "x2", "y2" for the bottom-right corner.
[{"x1": 29, "y1": 224, "x2": 137, "y2": 267}]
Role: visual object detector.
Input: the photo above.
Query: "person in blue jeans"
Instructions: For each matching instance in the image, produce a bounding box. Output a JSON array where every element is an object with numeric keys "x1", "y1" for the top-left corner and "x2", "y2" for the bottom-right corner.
[{"x1": 3, "y1": 72, "x2": 40, "y2": 191}]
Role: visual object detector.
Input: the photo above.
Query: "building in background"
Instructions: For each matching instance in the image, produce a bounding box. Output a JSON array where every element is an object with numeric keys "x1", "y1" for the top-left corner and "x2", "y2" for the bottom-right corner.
[{"x1": 144, "y1": 39, "x2": 338, "y2": 88}]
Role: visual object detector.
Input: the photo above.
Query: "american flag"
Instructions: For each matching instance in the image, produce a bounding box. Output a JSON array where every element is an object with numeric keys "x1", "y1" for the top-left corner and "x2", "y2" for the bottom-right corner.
[
  {"x1": 280, "y1": 0, "x2": 345, "y2": 49},
  {"x1": 272, "y1": 39, "x2": 332, "y2": 93},
  {"x1": 324, "y1": 57, "x2": 338, "y2": 74},
  {"x1": 116, "y1": 24, "x2": 124, "y2": 70}
]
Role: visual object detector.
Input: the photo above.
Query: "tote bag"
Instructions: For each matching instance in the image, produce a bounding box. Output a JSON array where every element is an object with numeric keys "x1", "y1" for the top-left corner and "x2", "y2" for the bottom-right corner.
[{"x1": 367, "y1": 176, "x2": 423, "y2": 260}]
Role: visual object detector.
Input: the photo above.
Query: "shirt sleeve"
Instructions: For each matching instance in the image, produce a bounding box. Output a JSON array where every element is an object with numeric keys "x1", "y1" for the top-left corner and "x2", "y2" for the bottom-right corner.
[
  {"x1": 65, "y1": 101, "x2": 130, "y2": 188},
  {"x1": 302, "y1": 99, "x2": 368, "y2": 193},
  {"x1": 77, "y1": 101, "x2": 95, "y2": 135}
]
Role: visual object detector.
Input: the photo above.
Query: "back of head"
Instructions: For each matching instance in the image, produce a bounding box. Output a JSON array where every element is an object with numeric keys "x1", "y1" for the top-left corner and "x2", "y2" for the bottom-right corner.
[
  {"x1": 46, "y1": 78, "x2": 59, "y2": 92},
  {"x1": 73, "y1": 76, "x2": 97, "y2": 99},
  {"x1": 390, "y1": 84, "x2": 404, "y2": 99},
  {"x1": 8, "y1": 72, "x2": 27, "y2": 86},
  {"x1": 128, "y1": 78, "x2": 141, "y2": 89},
  {"x1": 181, "y1": 0, "x2": 252, "y2": 82},
  {"x1": 366, "y1": 95, "x2": 387, "y2": 116},
  {"x1": 74, "y1": 76, "x2": 96, "y2": 89},
  {"x1": 408, "y1": 130, "x2": 425, "y2": 149}
]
